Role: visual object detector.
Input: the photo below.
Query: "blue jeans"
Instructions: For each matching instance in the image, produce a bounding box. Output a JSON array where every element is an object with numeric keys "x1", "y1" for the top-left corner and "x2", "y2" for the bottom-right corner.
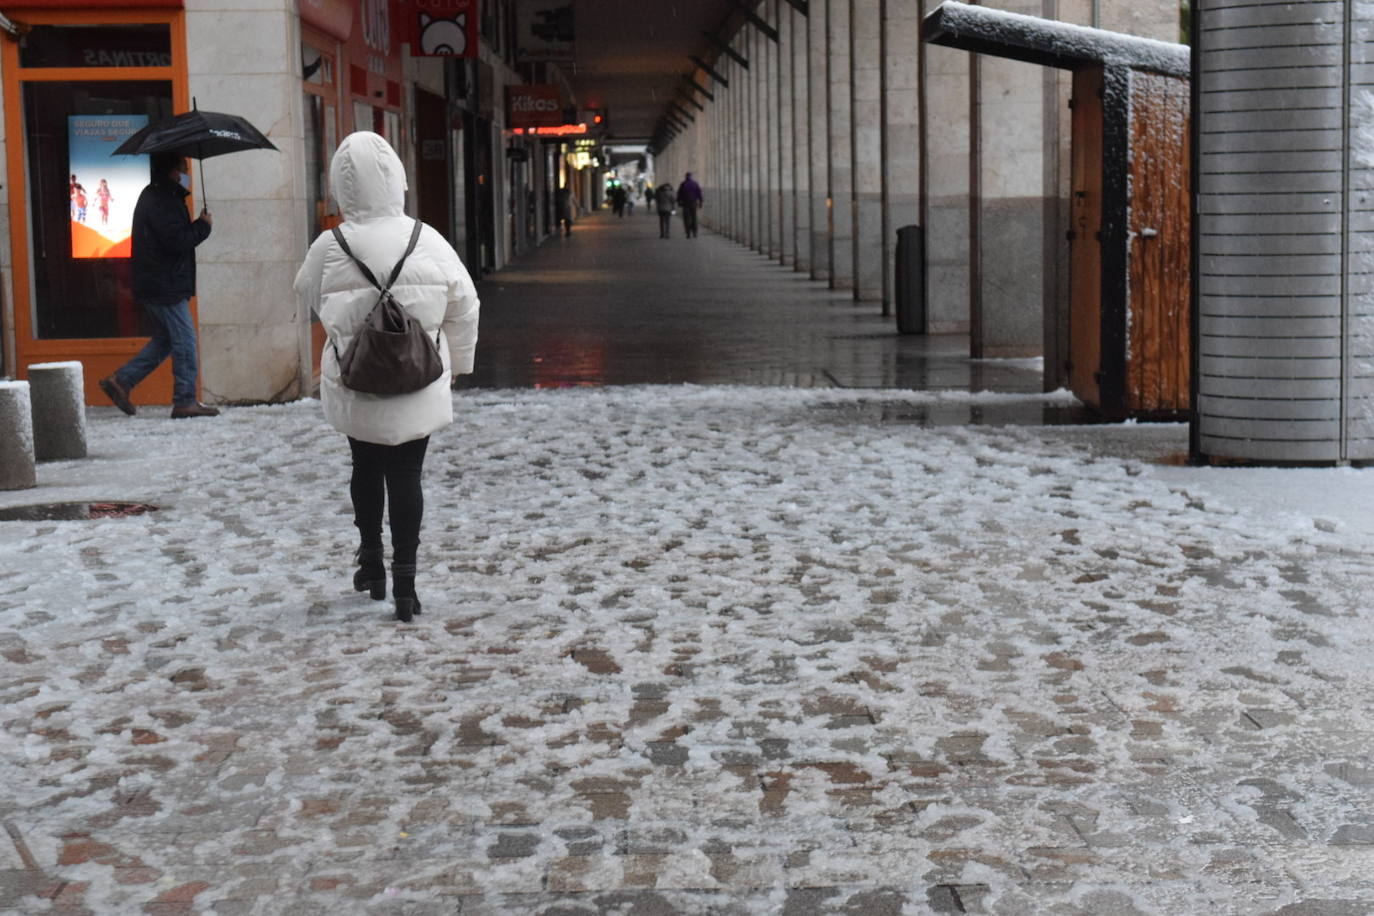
[{"x1": 115, "y1": 299, "x2": 199, "y2": 406}]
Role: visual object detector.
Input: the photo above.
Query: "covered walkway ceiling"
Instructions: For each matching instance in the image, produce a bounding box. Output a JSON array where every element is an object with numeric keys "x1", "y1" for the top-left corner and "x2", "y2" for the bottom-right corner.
[{"x1": 566, "y1": 0, "x2": 777, "y2": 148}]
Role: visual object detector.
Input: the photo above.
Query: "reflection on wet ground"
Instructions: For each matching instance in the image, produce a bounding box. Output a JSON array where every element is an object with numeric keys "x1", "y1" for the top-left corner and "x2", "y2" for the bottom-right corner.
[
  {"x1": 0, "y1": 501, "x2": 158, "y2": 521},
  {"x1": 464, "y1": 212, "x2": 1094, "y2": 425},
  {"x1": 805, "y1": 399, "x2": 1107, "y2": 429}
]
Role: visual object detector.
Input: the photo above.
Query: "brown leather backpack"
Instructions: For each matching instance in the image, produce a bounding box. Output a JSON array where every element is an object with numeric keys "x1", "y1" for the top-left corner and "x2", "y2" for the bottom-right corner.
[{"x1": 330, "y1": 220, "x2": 444, "y2": 395}]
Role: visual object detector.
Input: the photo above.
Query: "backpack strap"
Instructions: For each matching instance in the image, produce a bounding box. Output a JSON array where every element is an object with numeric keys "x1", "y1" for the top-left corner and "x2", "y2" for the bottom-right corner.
[
  {"x1": 331, "y1": 219, "x2": 423, "y2": 294},
  {"x1": 330, "y1": 220, "x2": 425, "y2": 365}
]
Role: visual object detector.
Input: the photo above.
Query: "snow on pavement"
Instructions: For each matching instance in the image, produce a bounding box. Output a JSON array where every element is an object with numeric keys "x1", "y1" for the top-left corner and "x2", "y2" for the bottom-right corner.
[{"x1": 3, "y1": 386, "x2": 1374, "y2": 914}]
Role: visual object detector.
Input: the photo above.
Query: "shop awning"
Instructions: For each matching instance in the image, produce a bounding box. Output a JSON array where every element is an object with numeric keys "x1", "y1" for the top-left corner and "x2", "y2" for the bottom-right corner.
[{"x1": 299, "y1": 0, "x2": 353, "y2": 42}]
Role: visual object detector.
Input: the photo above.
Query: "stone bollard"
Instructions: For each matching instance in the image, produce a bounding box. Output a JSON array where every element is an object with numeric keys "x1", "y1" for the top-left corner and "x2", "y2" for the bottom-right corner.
[
  {"x1": 0, "y1": 380, "x2": 37, "y2": 490},
  {"x1": 26, "y1": 361, "x2": 88, "y2": 460}
]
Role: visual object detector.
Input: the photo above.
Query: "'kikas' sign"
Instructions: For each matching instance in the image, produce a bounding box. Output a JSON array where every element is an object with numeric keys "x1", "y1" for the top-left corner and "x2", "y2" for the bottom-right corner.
[{"x1": 506, "y1": 85, "x2": 566, "y2": 129}]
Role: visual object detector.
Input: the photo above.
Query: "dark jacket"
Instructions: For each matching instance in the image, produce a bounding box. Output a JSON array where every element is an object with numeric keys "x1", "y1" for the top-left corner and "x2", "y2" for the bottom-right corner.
[
  {"x1": 654, "y1": 184, "x2": 676, "y2": 213},
  {"x1": 131, "y1": 178, "x2": 212, "y2": 307},
  {"x1": 676, "y1": 177, "x2": 703, "y2": 206}
]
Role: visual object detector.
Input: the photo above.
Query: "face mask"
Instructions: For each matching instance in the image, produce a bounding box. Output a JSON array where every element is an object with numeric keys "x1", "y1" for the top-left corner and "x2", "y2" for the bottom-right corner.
[{"x1": 177, "y1": 171, "x2": 191, "y2": 191}]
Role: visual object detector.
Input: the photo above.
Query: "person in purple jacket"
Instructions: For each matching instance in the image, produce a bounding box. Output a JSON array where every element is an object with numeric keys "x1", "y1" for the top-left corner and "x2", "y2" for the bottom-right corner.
[{"x1": 676, "y1": 172, "x2": 703, "y2": 238}]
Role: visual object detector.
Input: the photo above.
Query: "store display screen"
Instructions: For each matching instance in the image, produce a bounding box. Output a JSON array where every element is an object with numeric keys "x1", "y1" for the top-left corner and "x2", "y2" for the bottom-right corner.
[{"x1": 68, "y1": 114, "x2": 148, "y2": 259}]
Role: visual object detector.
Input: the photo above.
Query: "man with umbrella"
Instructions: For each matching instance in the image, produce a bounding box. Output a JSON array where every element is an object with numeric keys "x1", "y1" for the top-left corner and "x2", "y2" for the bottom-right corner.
[
  {"x1": 97, "y1": 104, "x2": 274, "y2": 417},
  {"x1": 100, "y1": 151, "x2": 217, "y2": 418}
]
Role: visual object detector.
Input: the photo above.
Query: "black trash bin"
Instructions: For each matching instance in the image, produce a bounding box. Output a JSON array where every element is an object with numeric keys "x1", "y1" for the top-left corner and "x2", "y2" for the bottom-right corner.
[{"x1": 895, "y1": 225, "x2": 924, "y2": 335}]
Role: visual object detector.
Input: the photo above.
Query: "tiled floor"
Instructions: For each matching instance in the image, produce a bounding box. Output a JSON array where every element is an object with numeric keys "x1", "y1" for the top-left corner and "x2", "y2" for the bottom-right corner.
[{"x1": 464, "y1": 211, "x2": 1086, "y2": 425}]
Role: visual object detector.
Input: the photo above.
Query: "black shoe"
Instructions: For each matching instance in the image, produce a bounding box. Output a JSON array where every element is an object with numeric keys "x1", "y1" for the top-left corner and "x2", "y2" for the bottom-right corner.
[
  {"x1": 392, "y1": 562, "x2": 421, "y2": 622},
  {"x1": 171, "y1": 402, "x2": 220, "y2": 419},
  {"x1": 353, "y1": 546, "x2": 385, "y2": 600},
  {"x1": 99, "y1": 376, "x2": 137, "y2": 416}
]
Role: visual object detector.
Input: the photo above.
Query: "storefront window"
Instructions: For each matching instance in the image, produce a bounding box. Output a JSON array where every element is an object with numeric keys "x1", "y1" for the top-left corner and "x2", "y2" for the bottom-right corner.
[
  {"x1": 303, "y1": 44, "x2": 334, "y2": 87},
  {"x1": 304, "y1": 94, "x2": 339, "y2": 236},
  {"x1": 23, "y1": 80, "x2": 173, "y2": 339},
  {"x1": 19, "y1": 24, "x2": 171, "y2": 69}
]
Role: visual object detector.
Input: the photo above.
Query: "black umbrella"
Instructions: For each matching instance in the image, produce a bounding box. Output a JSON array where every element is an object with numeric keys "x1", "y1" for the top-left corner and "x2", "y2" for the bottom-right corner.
[{"x1": 111, "y1": 100, "x2": 277, "y2": 204}]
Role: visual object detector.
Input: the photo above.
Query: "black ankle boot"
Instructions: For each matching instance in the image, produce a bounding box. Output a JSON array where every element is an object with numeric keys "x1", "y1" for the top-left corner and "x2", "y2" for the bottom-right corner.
[
  {"x1": 392, "y1": 562, "x2": 421, "y2": 622},
  {"x1": 353, "y1": 546, "x2": 386, "y2": 600}
]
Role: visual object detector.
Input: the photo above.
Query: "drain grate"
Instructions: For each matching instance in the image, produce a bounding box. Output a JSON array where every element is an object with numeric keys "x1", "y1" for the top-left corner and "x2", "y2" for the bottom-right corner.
[{"x1": 0, "y1": 501, "x2": 158, "y2": 521}]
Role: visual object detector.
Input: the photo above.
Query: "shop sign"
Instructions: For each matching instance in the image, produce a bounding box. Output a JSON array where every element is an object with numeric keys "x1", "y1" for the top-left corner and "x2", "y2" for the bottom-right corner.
[
  {"x1": 520, "y1": 123, "x2": 587, "y2": 137},
  {"x1": 299, "y1": 0, "x2": 354, "y2": 41},
  {"x1": 345, "y1": 0, "x2": 402, "y2": 102},
  {"x1": 362, "y1": 0, "x2": 391, "y2": 52},
  {"x1": 506, "y1": 84, "x2": 564, "y2": 129},
  {"x1": 515, "y1": 0, "x2": 573, "y2": 62},
  {"x1": 402, "y1": 0, "x2": 477, "y2": 57},
  {"x1": 18, "y1": 24, "x2": 172, "y2": 69},
  {"x1": 421, "y1": 138, "x2": 446, "y2": 161}
]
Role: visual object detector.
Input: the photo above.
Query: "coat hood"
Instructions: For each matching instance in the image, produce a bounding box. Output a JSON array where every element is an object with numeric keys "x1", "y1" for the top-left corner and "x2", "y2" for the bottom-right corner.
[{"x1": 330, "y1": 131, "x2": 407, "y2": 222}]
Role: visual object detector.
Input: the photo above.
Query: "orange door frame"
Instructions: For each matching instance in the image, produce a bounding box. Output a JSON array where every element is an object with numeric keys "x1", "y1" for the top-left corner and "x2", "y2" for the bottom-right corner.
[{"x1": 2, "y1": 7, "x2": 190, "y2": 405}]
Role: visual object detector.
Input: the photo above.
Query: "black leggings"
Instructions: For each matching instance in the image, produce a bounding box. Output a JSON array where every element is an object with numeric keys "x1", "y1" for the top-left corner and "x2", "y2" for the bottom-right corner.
[{"x1": 348, "y1": 435, "x2": 429, "y2": 565}]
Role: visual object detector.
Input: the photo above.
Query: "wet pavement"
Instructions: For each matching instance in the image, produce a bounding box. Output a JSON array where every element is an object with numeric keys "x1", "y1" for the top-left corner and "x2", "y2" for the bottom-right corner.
[{"x1": 465, "y1": 212, "x2": 1087, "y2": 426}]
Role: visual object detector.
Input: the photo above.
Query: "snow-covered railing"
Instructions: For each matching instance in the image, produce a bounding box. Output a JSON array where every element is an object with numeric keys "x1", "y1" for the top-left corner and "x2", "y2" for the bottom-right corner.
[{"x1": 925, "y1": 1, "x2": 1189, "y2": 77}]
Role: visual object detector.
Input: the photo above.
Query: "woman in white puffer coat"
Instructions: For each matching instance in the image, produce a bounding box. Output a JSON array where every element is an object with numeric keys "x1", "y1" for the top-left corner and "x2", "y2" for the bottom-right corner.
[{"x1": 294, "y1": 131, "x2": 480, "y2": 622}]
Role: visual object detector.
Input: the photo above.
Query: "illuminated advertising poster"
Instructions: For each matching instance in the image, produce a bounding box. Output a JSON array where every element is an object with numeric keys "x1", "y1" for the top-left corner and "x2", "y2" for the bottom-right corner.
[{"x1": 69, "y1": 114, "x2": 148, "y2": 259}]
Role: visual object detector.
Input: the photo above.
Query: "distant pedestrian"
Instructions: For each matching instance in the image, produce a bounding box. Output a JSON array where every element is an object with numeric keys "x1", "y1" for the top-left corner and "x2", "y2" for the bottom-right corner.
[
  {"x1": 609, "y1": 183, "x2": 627, "y2": 217},
  {"x1": 293, "y1": 131, "x2": 481, "y2": 624},
  {"x1": 654, "y1": 182, "x2": 676, "y2": 239},
  {"x1": 644, "y1": 186, "x2": 654, "y2": 215},
  {"x1": 677, "y1": 172, "x2": 703, "y2": 238},
  {"x1": 99, "y1": 153, "x2": 218, "y2": 419},
  {"x1": 555, "y1": 185, "x2": 573, "y2": 237}
]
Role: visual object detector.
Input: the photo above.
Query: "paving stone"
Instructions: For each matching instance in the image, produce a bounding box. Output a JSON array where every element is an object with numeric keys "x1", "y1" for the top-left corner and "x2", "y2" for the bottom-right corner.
[{"x1": 487, "y1": 833, "x2": 540, "y2": 859}]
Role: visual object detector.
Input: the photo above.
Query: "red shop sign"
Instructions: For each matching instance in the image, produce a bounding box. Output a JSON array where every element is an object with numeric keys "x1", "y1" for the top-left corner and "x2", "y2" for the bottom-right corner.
[
  {"x1": 402, "y1": 0, "x2": 476, "y2": 57},
  {"x1": 506, "y1": 84, "x2": 564, "y2": 129}
]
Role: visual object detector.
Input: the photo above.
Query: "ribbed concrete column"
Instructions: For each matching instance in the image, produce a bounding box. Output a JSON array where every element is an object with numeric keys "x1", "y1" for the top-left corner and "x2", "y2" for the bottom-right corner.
[
  {"x1": 776, "y1": 0, "x2": 793, "y2": 265},
  {"x1": 778, "y1": 2, "x2": 794, "y2": 266},
  {"x1": 736, "y1": 49, "x2": 748, "y2": 244},
  {"x1": 712, "y1": 79, "x2": 722, "y2": 236},
  {"x1": 828, "y1": 0, "x2": 855, "y2": 289},
  {"x1": 920, "y1": 0, "x2": 970, "y2": 332},
  {"x1": 746, "y1": 27, "x2": 760, "y2": 250},
  {"x1": 851, "y1": 0, "x2": 884, "y2": 302},
  {"x1": 757, "y1": 23, "x2": 771, "y2": 255},
  {"x1": 809, "y1": 0, "x2": 831, "y2": 280},
  {"x1": 718, "y1": 51, "x2": 730, "y2": 237},
  {"x1": 769, "y1": 4, "x2": 780, "y2": 260},
  {"x1": 973, "y1": 1, "x2": 1046, "y2": 356},
  {"x1": 883, "y1": 0, "x2": 922, "y2": 311},
  {"x1": 1196, "y1": 0, "x2": 1374, "y2": 462},
  {"x1": 732, "y1": 31, "x2": 744, "y2": 243},
  {"x1": 733, "y1": 54, "x2": 744, "y2": 241},
  {"x1": 791, "y1": 1, "x2": 812, "y2": 273}
]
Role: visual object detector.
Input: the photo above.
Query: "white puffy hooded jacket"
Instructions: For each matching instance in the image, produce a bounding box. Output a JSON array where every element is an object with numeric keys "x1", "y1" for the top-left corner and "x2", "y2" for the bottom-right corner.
[{"x1": 294, "y1": 131, "x2": 480, "y2": 445}]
